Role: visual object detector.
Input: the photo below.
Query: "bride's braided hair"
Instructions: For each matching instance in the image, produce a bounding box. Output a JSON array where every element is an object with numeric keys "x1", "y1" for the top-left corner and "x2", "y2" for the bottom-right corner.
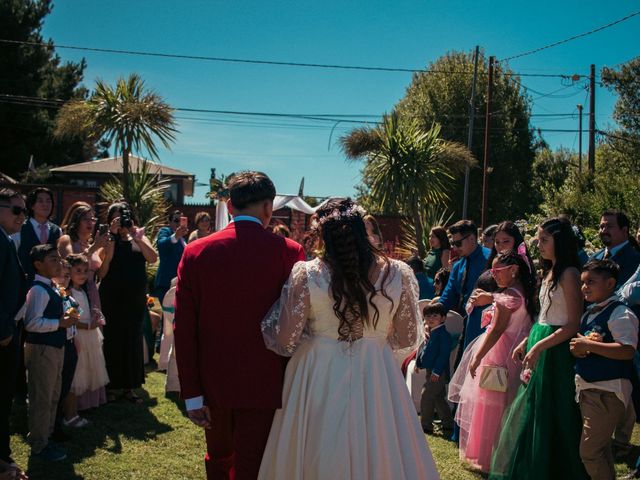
[{"x1": 316, "y1": 199, "x2": 392, "y2": 341}]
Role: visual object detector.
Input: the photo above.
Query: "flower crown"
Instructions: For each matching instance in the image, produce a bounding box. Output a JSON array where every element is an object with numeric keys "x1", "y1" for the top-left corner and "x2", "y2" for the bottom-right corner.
[{"x1": 311, "y1": 204, "x2": 367, "y2": 230}]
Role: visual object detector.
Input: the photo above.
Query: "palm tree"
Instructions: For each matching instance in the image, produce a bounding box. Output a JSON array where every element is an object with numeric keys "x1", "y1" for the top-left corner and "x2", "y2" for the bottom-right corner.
[
  {"x1": 341, "y1": 112, "x2": 475, "y2": 257},
  {"x1": 54, "y1": 73, "x2": 177, "y2": 200}
]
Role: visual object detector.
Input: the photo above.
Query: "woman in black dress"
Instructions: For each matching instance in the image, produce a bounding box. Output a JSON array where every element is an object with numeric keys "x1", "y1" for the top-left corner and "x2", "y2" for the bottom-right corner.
[{"x1": 98, "y1": 202, "x2": 158, "y2": 403}]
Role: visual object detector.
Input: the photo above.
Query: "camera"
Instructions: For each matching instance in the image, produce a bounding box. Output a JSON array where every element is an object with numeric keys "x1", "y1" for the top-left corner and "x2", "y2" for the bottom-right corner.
[
  {"x1": 98, "y1": 224, "x2": 109, "y2": 235},
  {"x1": 120, "y1": 209, "x2": 133, "y2": 229}
]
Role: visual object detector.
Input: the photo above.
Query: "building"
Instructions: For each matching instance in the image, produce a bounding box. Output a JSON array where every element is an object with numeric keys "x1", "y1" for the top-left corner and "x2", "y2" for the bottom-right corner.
[{"x1": 50, "y1": 155, "x2": 195, "y2": 204}]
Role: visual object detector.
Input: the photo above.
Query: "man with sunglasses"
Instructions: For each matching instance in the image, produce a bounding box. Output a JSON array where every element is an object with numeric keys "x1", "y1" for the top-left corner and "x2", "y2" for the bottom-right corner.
[
  {"x1": 438, "y1": 220, "x2": 490, "y2": 348},
  {"x1": 0, "y1": 189, "x2": 28, "y2": 478}
]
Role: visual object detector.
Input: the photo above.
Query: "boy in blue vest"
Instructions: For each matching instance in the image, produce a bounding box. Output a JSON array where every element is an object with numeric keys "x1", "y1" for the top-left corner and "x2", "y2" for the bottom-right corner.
[
  {"x1": 23, "y1": 244, "x2": 78, "y2": 461},
  {"x1": 570, "y1": 259, "x2": 638, "y2": 480},
  {"x1": 416, "y1": 302, "x2": 454, "y2": 434}
]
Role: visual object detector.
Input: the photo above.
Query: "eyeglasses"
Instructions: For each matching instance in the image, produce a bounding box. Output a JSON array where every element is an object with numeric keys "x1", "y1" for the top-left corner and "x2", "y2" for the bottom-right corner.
[
  {"x1": 490, "y1": 265, "x2": 512, "y2": 277},
  {"x1": 0, "y1": 205, "x2": 28, "y2": 216},
  {"x1": 451, "y1": 234, "x2": 471, "y2": 248}
]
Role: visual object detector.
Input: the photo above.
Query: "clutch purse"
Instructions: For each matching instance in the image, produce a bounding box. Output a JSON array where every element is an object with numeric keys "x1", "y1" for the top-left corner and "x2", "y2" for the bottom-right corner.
[{"x1": 479, "y1": 365, "x2": 508, "y2": 392}]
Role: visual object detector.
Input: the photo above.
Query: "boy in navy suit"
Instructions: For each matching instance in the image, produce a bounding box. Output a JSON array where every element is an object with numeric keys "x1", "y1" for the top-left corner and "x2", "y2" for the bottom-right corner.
[
  {"x1": 416, "y1": 302, "x2": 454, "y2": 434},
  {"x1": 570, "y1": 260, "x2": 638, "y2": 480},
  {"x1": 24, "y1": 244, "x2": 78, "y2": 461}
]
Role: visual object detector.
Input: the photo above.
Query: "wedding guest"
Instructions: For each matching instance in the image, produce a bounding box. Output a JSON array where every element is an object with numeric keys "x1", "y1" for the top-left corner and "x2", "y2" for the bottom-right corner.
[
  {"x1": 591, "y1": 210, "x2": 640, "y2": 287},
  {"x1": 406, "y1": 256, "x2": 434, "y2": 300},
  {"x1": 13, "y1": 187, "x2": 62, "y2": 282},
  {"x1": 174, "y1": 171, "x2": 305, "y2": 479},
  {"x1": 481, "y1": 224, "x2": 498, "y2": 250},
  {"x1": 424, "y1": 227, "x2": 451, "y2": 280},
  {"x1": 68, "y1": 254, "x2": 109, "y2": 413},
  {"x1": 439, "y1": 220, "x2": 490, "y2": 348},
  {"x1": 417, "y1": 302, "x2": 454, "y2": 434},
  {"x1": 188, "y1": 211, "x2": 212, "y2": 243},
  {"x1": 58, "y1": 201, "x2": 108, "y2": 310},
  {"x1": 490, "y1": 217, "x2": 588, "y2": 479},
  {"x1": 99, "y1": 202, "x2": 157, "y2": 404},
  {"x1": 0, "y1": 189, "x2": 28, "y2": 479},
  {"x1": 24, "y1": 244, "x2": 79, "y2": 461},
  {"x1": 449, "y1": 250, "x2": 534, "y2": 472},
  {"x1": 364, "y1": 214, "x2": 384, "y2": 250},
  {"x1": 155, "y1": 210, "x2": 187, "y2": 303},
  {"x1": 433, "y1": 268, "x2": 450, "y2": 298},
  {"x1": 571, "y1": 260, "x2": 638, "y2": 480},
  {"x1": 161, "y1": 278, "x2": 180, "y2": 393},
  {"x1": 258, "y1": 198, "x2": 438, "y2": 479}
]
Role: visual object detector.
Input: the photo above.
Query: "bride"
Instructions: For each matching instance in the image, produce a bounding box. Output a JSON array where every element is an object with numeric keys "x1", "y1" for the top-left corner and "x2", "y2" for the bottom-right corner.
[{"x1": 259, "y1": 199, "x2": 439, "y2": 479}]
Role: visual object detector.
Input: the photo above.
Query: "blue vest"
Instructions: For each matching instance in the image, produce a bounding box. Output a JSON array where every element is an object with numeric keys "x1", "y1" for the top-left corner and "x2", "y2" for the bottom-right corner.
[
  {"x1": 575, "y1": 300, "x2": 634, "y2": 382},
  {"x1": 25, "y1": 280, "x2": 66, "y2": 348}
]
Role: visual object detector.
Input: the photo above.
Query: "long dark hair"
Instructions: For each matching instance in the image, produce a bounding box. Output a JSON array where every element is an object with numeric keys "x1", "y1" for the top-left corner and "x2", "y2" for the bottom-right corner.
[
  {"x1": 487, "y1": 221, "x2": 531, "y2": 267},
  {"x1": 493, "y1": 250, "x2": 537, "y2": 320},
  {"x1": 317, "y1": 199, "x2": 391, "y2": 341},
  {"x1": 539, "y1": 217, "x2": 579, "y2": 313},
  {"x1": 430, "y1": 226, "x2": 450, "y2": 250}
]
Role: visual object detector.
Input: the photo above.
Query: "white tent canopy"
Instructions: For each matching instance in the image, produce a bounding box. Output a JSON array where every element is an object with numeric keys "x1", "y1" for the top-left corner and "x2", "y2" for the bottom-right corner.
[{"x1": 215, "y1": 195, "x2": 342, "y2": 231}]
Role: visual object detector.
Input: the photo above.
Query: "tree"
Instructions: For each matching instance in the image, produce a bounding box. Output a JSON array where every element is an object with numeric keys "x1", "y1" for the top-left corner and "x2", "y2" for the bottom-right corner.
[
  {"x1": 341, "y1": 112, "x2": 475, "y2": 257},
  {"x1": 394, "y1": 50, "x2": 538, "y2": 223},
  {"x1": 530, "y1": 147, "x2": 577, "y2": 209},
  {"x1": 0, "y1": 0, "x2": 102, "y2": 177},
  {"x1": 54, "y1": 74, "x2": 178, "y2": 200}
]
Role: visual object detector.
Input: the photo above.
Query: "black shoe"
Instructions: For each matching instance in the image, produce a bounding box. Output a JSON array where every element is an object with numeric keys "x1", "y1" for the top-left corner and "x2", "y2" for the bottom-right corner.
[
  {"x1": 422, "y1": 426, "x2": 434, "y2": 435},
  {"x1": 51, "y1": 427, "x2": 71, "y2": 442}
]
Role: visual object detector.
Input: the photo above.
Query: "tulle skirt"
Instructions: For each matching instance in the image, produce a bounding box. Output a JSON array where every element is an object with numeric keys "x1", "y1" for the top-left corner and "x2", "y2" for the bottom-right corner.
[
  {"x1": 489, "y1": 323, "x2": 588, "y2": 479},
  {"x1": 448, "y1": 329, "x2": 525, "y2": 472},
  {"x1": 71, "y1": 328, "x2": 110, "y2": 396}
]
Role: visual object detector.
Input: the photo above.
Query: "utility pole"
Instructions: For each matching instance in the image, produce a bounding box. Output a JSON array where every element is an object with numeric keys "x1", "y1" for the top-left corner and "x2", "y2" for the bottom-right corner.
[
  {"x1": 462, "y1": 45, "x2": 480, "y2": 219},
  {"x1": 588, "y1": 64, "x2": 596, "y2": 173},
  {"x1": 481, "y1": 56, "x2": 494, "y2": 230},
  {"x1": 577, "y1": 104, "x2": 583, "y2": 173}
]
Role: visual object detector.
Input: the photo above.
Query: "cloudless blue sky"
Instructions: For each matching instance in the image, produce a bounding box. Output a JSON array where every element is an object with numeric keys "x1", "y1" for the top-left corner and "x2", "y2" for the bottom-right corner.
[{"x1": 40, "y1": 1, "x2": 640, "y2": 203}]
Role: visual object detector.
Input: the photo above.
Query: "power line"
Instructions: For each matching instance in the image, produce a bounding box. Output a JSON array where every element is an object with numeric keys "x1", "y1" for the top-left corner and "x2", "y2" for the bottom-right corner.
[
  {"x1": 0, "y1": 38, "x2": 582, "y2": 78},
  {"x1": 501, "y1": 10, "x2": 640, "y2": 62}
]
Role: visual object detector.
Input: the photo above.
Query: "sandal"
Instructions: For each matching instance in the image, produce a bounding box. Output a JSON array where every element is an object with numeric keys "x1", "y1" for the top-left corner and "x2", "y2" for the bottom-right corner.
[{"x1": 124, "y1": 391, "x2": 143, "y2": 404}]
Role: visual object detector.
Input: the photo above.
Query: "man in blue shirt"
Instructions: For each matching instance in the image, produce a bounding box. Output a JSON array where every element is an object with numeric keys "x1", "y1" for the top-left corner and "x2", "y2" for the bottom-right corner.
[
  {"x1": 591, "y1": 210, "x2": 640, "y2": 287},
  {"x1": 439, "y1": 220, "x2": 490, "y2": 349}
]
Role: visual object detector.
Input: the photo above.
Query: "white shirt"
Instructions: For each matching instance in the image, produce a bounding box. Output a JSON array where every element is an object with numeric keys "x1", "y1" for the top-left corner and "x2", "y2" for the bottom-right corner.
[
  {"x1": 24, "y1": 274, "x2": 61, "y2": 333},
  {"x1": 574, "y1": 295, "x2": 638, "y2": 407}
]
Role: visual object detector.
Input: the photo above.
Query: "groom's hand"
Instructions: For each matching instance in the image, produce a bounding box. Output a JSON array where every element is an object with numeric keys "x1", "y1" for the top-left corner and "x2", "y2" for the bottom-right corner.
[{"x1": 187, "y1": 406, "x2": 211, "y2": 429}]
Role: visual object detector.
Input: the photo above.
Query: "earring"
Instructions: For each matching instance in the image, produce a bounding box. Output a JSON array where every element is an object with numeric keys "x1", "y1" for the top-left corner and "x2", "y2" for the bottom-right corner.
[{"x1": 512, "y1": 273, "x2": 516, "y2": 278}]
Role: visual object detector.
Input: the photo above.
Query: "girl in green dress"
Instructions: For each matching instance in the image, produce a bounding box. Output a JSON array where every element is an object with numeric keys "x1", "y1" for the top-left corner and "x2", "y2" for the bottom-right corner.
[
  {"x1": 424, "y1": 227, "x2": 450, "y2": 279},
  {"x1": 490, "y1": 217, "x2": 588, "y2": 480}
]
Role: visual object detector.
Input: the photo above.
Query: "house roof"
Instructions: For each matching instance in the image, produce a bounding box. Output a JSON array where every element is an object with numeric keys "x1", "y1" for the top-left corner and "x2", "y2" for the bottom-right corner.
[{"x1": 50, "y1": 155, "x2": 193, "y2": 178}]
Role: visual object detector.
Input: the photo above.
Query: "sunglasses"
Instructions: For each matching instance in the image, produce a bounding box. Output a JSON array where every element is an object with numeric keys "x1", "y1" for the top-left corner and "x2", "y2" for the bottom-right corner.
[
  {"x1": 490, "y1": 265, "x2": 512, "y2": 277},
  {"x1": 0, "y1": 205, "x2": 28, "y2": 216},
  {"x1": 451, "y1": 233, "x2": 471, "y2": 248}
]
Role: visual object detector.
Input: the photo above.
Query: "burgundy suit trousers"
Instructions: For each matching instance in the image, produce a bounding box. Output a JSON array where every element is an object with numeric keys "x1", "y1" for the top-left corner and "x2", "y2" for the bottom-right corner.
[{"x1": 204, "y1": 407, "x2": 275, "y2": 480}]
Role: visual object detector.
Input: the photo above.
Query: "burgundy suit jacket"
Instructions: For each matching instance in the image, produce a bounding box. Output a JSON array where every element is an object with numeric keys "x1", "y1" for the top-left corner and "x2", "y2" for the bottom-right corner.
[{"x1": 174, "y1": 220, "x2": 305, "y2": 409}]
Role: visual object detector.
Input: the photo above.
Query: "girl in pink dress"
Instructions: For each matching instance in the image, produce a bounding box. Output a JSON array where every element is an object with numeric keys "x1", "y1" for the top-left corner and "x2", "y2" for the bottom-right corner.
[{"x1": 448, "y1": 248, "x2": 536, "y2": 472}]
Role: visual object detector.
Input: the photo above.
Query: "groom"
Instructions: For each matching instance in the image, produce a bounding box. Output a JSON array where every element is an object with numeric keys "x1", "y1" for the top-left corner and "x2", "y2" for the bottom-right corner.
[{"x1": 174, "y1": 171, "x2": 305, "y2": 479}]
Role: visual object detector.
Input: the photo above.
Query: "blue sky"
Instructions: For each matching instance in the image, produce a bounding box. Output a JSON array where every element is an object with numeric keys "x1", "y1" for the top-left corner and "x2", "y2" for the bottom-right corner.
[{"x1": 41, "y1": 1, "x2": 639, "y2": 202}]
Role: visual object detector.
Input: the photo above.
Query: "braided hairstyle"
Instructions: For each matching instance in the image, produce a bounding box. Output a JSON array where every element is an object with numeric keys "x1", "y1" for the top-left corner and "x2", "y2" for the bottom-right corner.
[{"x1": 316, "y1": 198, "x2": 392, "y2": 341}]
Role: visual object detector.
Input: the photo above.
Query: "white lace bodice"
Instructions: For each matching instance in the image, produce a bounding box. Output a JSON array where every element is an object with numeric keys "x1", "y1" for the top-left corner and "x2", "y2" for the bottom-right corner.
[
  {"x1": 262, "y1": 257, "x2": 424, "y2": 357},
  {"x1": 538, "y1": 281, "x2": 569, "y2": 326}
]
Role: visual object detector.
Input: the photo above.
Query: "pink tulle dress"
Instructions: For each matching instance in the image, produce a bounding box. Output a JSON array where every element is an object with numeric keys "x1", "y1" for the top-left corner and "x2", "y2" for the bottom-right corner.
[{"x1": 448, "y1": 288, "x2": 532, "y2": 472}]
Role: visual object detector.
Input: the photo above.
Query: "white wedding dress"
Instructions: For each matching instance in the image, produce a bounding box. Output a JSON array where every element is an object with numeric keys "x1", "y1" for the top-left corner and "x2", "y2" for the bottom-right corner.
[{"x1": 259, "y1": 258, "x2": 439, "y2": 480}]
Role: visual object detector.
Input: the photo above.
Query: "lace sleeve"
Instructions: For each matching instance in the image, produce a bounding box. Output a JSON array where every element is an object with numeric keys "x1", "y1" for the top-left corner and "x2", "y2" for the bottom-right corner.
[
  {"x1": 387, "y1": 262, "x2": 426, "y2": 357},
  {"x1": 261, "y1": 261, "x2": 311, "y2": 356}
]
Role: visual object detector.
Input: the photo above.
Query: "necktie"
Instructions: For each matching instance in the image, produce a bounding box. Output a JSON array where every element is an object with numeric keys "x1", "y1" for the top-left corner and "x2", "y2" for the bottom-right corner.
[
  {"x1": 39, "y1": 223, "x2": 48, "y2": 244},
  {"x1": 458, "y1": 256, "x2": 472, "y2": 312}
]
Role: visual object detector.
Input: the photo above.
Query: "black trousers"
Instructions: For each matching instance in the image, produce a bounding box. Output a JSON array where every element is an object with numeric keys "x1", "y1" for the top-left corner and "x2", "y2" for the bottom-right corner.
[{"x1": 0, "y1": 333, "x2": 19, "y2": 463}]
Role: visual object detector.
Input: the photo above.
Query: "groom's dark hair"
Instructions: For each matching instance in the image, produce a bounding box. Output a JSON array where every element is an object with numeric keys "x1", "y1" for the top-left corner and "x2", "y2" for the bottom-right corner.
[{"x1": 228, "y1": 171, "x2": 276, "y2": 210}]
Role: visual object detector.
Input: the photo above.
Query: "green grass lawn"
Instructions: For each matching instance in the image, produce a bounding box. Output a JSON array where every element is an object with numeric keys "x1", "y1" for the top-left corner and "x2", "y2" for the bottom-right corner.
[{"x1": 8, "y1": 368, "x2": 640, "y2": 479}]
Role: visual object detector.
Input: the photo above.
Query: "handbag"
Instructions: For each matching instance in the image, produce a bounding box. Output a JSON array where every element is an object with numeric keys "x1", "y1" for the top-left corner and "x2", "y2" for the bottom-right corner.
[{"x1": 479, "y1": 365, "x2": 508, "y2": 392}]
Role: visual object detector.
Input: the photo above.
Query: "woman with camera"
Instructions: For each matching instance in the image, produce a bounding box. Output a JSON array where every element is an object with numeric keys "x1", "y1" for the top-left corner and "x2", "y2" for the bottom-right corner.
[{"x1": 99, "y1": 202, "x2": 158, "y2": 404}]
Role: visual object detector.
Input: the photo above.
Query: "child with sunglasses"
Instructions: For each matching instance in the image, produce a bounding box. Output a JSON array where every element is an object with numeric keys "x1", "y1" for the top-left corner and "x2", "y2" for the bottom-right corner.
[{"x1": 449, "y1": 250, "x2": 535, "y2": 472}]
